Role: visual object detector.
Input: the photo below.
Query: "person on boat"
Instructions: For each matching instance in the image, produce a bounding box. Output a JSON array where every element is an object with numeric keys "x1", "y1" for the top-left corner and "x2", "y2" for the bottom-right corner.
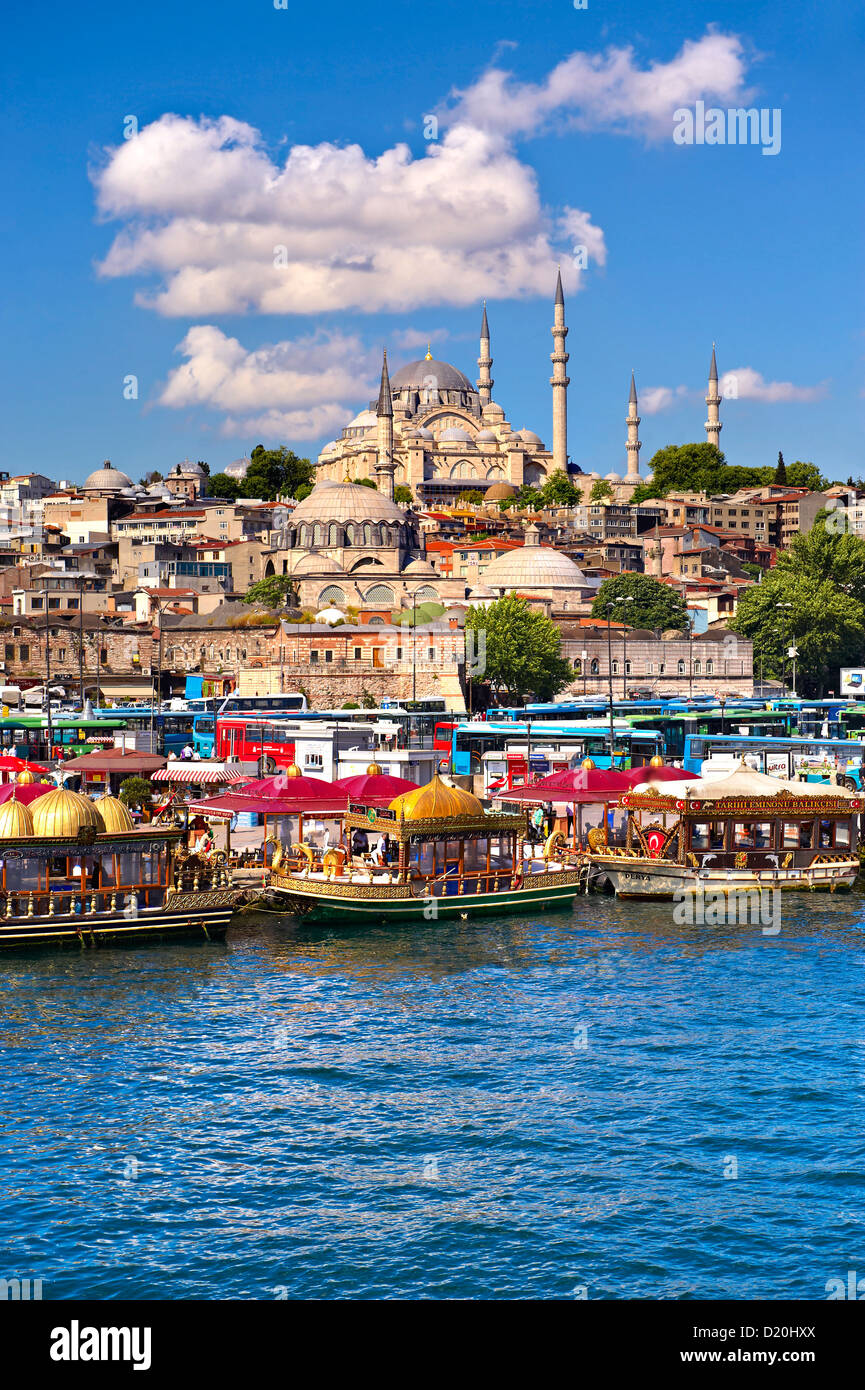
[
  {"x1": 544, "y1": 801, "x2": 555, "y2": 836},
  {"x1": 181, "y1": 743, "x2": 194, "y2": 760},
  {"x1": 351, "y1": 827, "x2": 369, "y2": 858},
  {"x1": 531, "y1": 805, "x2": 545, "y2": 842}
]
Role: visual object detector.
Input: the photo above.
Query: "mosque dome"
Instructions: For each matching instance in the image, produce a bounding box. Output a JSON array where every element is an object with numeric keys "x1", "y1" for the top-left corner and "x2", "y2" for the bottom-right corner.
[
  {"x1": 291, "y1": 480, "x2": 406, "y2": 525},
  {"x1": 96, "y1": 795, "x2": 135, "y2": 834},
  {"x1": 485, "y1": 481, "x2": 516, "y2": 501},
  {"x1": 483, "y1": 402, "x2": 505, "y2": 419},
  {"x1": 476, "y1": 429, "x2": 498, "y2": 443},
  {"x1": 389, "y1": 775, "x2": 483, "y2": 820},
  {"x1": 414, "y1": 427, "x2": 434, "y2": 440},
  {"x1": 403, "y1": 559, "x2": 438, "y2": 576},
  {"x1": 589, "y1": 472, "x2": 602, "y2": 481},
  {"x1": 225, "y1": 456, "x2": 251, "y2": 479},
  {"x1": 345, "y1": 409, "x2": 378, "y2": 431},
  {"x1": 0, "y1": 794, "x2": 34, "y2": 838},
  {"x1": 174, "y1": 459, "x2": 205, "y2": 476},
  {"x1": 605, "y1": 472, "x2": 622, "y2": 483},
  {"x1": 32, "y1": 787, "x2": 106, "y2": 838},
  {"x1": 320, "y1": 441, "x2": 338, "y2": 455},
  {"x1": 83, "y1": 460, "x2": 133, "y2": 493},
  {"x1": 391, "y1": 359, "x2": 474, "y2": 394},
  {"x1": 518, "y1": 429, "x2": 544, "y2": 448},
  {"x1": 439, "y1": 427, "x2": 474, "y2": 445},
  {"x1": 483, "y1": 538, "x2": 587, "y2": 592},
  {"x1": 291, "y1": 553, "x2": 345, "y2": 576}
]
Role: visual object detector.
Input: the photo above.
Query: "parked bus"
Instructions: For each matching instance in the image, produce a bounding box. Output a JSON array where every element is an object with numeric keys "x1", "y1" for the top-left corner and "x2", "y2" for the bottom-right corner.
[
  {"x1": 215, "y1": 717, "x2": 296, "y2": 770},
  {"x1": 217, "y1": 692, "x2": 308, "y2": 716},
  {"x1": 448, "y1": 721, "x2": 663, "y2": 778},
  {"x1": 92, "y1": 705, "x2": 197, "y2": 757},
  {"x1": 0, "y1": 716, "x2": 127, "y2": 762},
  {"x1": 682, "y1": 732, "x2": 865, "y2": 785}
]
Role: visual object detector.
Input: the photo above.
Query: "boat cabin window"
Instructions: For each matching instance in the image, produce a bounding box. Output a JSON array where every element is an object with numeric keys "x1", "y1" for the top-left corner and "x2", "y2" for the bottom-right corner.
[
  {"x1": 835, "y1": 821, "x2": 851, "y2": 848},
  {"x1": 819, "y1": 819, "x2": 835, "y2": 848},
  {"x1": 781, "y1": 822, "x2": 801, "y2": 849},
  {"x1": 732, "y1": 822, "x2": 773, "y2": 848},
  {"x1": 690, "y1": 821, "x2": 725, "y2": 850}
]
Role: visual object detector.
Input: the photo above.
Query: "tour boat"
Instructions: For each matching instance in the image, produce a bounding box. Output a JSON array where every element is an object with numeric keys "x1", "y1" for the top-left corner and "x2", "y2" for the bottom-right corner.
[
  {"x1": 266, "y1": 775, "x2": 583, "y2": 922},
  {"x1": 0, "y1": 786, "x2": 247, "y2": 950},
  {"x1": 582, "y1": 767, "x2": 861, "y2": 899}
]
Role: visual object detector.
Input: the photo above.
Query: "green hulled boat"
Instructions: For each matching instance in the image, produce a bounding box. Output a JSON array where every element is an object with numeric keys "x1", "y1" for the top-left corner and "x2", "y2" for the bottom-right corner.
[{"x1": 267, "y1": 775, "x2": 584, "y2": 923}]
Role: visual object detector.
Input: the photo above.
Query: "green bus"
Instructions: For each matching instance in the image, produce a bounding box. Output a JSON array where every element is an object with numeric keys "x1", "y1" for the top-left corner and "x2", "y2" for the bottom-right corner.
[{"x1": 0, "y1": 717, "x2": 128, "y2": 762}]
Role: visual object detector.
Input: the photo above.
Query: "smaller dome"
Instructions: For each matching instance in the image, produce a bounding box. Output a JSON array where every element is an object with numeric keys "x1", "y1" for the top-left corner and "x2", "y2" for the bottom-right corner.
[
  {"x1": 439, "y1": 427, "x2": 473, "y2": 444},
  {"x1": 485, "y1": 482, "x2": 516, "y2": 501},
  {"x1": 366, "y1": 762, "x2": 382, "y2": 776},
  {"x1": 292, "y1": 554, "x2": 345, "y2": 576},
  {"x1": 605, "y1": 472, "x2": 622, "y2": 483},
  {"x1": 483, "y1": 402, "x2": 505, "y2": 419},
  {"x1": 390, "y1": 775, "x2": 484, "y2": 820},
  {"x1": 320, "y1": 440, "x2": 338, "y2": 454},
  {"x1": 17, "y1": 768, "x2": 36, "y2": 785},
  {"x1": 518, "y1": 429, "x2": 544, "y2": 447},
  {"x1": 32, "y1": 787, "x2": 106, "y2": 838},
  {"x1": 403, "y1": 559, "x2": 437, "y2": 576},
  {"x1": 83, "y1": 460, "x2": 133, "y2": 492},
  {"x1": 345, "y1": 409, "x2": 378, "y2": 431},
  {"x1": 315, "y1": 605, "x2": 346, "y2": 624},
  {"x1": 96, "y1": 795, "x2": 135, "y2": 833},
  {"x1": 476, "y1": 429, "x2": 497, "y2": 443},
  {"x1": 649, "y1": 755, "x2": 664, "y2": 768},
  {"x1": 225, "y1": 456, "x2": 251, "y2": 479},
  {"x1": 589, "y1": 472, "x2": 601, "y2": 481},
  {"x1": 644, "y1": 472, "x2": 654, "y2": 483},
  {"x1": 581, "y1": 758, "x2": 596, "y2": 771},
  {"x1": 0, "y1": 794, "x2": 34, "y2": 838},
  {"x1": 414, "y1": 427, "x2": 434, "y2": 440}
]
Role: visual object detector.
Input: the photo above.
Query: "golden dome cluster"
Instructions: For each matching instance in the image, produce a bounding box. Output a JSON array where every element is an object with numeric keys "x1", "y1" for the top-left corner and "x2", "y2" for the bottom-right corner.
[
  {"x1": 389, "y1": 775, "x2": 484, "y2": 820},
  {"x1": 31, "y1": 787, "x2": 106, "y2": 838}
]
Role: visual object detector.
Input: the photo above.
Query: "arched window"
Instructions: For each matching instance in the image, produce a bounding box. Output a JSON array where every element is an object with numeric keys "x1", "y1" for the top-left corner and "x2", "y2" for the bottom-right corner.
[
  {"x1": 319, "y1": 585, "x2": 346, "y2": 607},
  {"x1": 612, "y1": 659, "x2": 619, "y2": 674},
  {"x1": 694, "y1": 659, "x2": 702, "y2": 674},
  {"x1": 677, "y1": 659, "x2": 685, "y2": 675},
  {"x1": 590, "y1": 658, "x2": 599, "y2": 675},
  {"x1": 414, "y1": 585, "x2": 439, "y2": 601},
  {"x1": 625, "y1": 660, "x2": 631, "y2": 675},
  {"x1": 327, "y1": 523, "x2": 341, "y2": 545},
  {"x1": 365, "y1": 583, "x2": 395, "y2": 605},
  {"x1": 368, "y1": 616, "x2": 385, "y2": 626},
  {"x1": 706, "y1": 659, "x2": 714, "y2": 674},
  {"x1": 264, "y1": 560, "x2": 275, "y2": 578},
  {"x1": 312, "y1": 523, "x2": 323, "y2": 546}
]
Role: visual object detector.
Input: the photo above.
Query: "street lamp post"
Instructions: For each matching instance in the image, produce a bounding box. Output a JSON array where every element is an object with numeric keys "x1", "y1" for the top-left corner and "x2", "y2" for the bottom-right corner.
[
  {"x1": 411, "y1": 592, "x2": 418, "y2": 705},
  {"x1": 789, "y1": 645, "x2": 799, "y2": 698},
  {"x1": 615, "y1": 595, "x2": 635, "y2": 699},
  {"x1": 605, "y1": 602, "x2": 616, "y2": 765},
  {"x1": 44, "y1": 585, "x2": 53, "y2": 760},
  {"x1": 581, "y1": 648, "x2": 588, "y2": 697}
]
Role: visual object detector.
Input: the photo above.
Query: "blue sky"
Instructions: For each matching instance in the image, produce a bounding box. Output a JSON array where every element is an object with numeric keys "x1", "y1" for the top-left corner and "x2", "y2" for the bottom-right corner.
[{"x1": 2, "y1": 0, "x2": 862, "y2": 485}]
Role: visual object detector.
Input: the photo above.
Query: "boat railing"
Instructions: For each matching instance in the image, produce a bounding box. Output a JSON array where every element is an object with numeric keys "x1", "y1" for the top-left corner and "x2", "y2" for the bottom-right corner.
[{"x1": 0, "y1": 885, "x2": 170, "y2": 919}]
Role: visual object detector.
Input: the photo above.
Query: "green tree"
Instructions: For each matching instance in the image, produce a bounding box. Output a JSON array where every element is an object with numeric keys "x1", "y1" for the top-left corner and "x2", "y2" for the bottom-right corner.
[
  {"x1": 773, "y1": 451, "x2": 787, "y2": 485},
  {"x1": 730, "y1": 572, "x2": 863, "y2": 695},
  {"x1": 786, "y1": 460, "x2": 828, "y2": 491},
  {"x1": 240, "y1": 444, "x2": 314, "y2": 500},
  {"x1": 140, "y1": 470, "x2": 163, "y2": 486},
  {"x1": 357, "y1": 477, "x2": 377, "y2": 489},
  {"x1": 632, "y1": 441, "x2": 773, "y2": 500},
  {"x1": 590, "y1": 479, "x2": 614, "y2": 502},
  {"x1": 196, "y1": 459, "x2": 210, "y2": 477},
  {"x1": 591, "y1": 573, "x2": 689, "y2": 631},
  {"x1": 457, "y1": 489, "x2": 484, "y2": 505},
  {"x1": 541, "y1": 469, "x2": 580, "y2": 506},
  {"x1": 119, "y1": 776, "x2": 153, "y2": 810},
  {"x1": 243, "y1": 575, "x2": 299, "y2": 609},
  {"x1": 294, "y1": 482, "x2": 313, "y2": 501},
  {"x1": 465, "y1": 594, "x2": 573, "y2": 703},
  {"x1": 394, "y1": 484, "x2": 413, "y2": 504},
  {"x1": 208, "y1": 473, "x2": 241, "y2": 501}
]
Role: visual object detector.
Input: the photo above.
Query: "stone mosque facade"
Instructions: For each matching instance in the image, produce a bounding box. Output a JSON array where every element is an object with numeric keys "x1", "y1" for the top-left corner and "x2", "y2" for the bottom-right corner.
[{"x1": 314, "y1": 272, "x2": 575, "y2": 505}]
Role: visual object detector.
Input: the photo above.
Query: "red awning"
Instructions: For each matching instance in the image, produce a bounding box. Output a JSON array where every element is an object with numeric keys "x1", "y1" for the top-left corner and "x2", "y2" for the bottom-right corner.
[
  {"x1": 0, "y1": 755, "x2": 49, "y2": 773},
  {"x1": 331, "y1": 772, "x2": 418, "y2": 806},
  {"x1": 59, "y1": 751, "x2": 166, "y2": 774},
  {"x1": 0, "y1": 782, "x2": 53, "y2": 805},
  {"x1": 620, "y1": 766, "x2": 698, "y2": 787},
  {"x1": 151, "y1": 763, "x2": 249, "y2": 785},
  {"x1": 500, "y1": 767, "x2": 632, "y2": 805},
  {"x1": 185, "y1": 790, "x2": 349, "y2": 820}
]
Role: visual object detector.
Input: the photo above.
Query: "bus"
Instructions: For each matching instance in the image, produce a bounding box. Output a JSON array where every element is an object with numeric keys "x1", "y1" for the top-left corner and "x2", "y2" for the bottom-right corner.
[
  {"x1": 215, "y1": 717, "x2": 297, "y2": 771},
  {"x1": 217, "y1": 692, "x2": 308, "y2": 716},
  {"x1": 627, "y1": 709, "x2": 796, "y2": 760},
  {"x1": 380, "y1": 697, "x2": 449, "y2": 714},
  {"x1": 93, "y1": 706, "x2": 196, "y2": 757},
  {"x1": 682, "y1": 732, "x2": 865, "y2": 785},
  {"x1": 0, "y1": 716, "x2": 128, "y2": 762},
  {"x1": 449, "y1": 721, "x2": 663, "y2": 778}
]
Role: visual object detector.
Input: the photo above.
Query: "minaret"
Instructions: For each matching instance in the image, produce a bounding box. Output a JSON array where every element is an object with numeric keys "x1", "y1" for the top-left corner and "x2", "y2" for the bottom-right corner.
[
  {"x1": 375, "y1": 349, "x2": 395, "y2": 500},
  {"x1": 477, "y1": 301, "x2": 493, "y2": 406},
  {"x1": 625, "y1": 371, "x2": 641, "y2": 481},
  {"x1": 550, "y1": 268, "x2": 570, "y2": 473},
  {"x1": 705, "y1": 344, "x2": 722, "y2": 450}
]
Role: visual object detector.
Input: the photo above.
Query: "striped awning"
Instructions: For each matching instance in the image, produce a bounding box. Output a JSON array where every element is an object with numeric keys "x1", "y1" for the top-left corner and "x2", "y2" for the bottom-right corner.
[{"x1": 151, "y1": 763, "x2": 249, "y2": 785}]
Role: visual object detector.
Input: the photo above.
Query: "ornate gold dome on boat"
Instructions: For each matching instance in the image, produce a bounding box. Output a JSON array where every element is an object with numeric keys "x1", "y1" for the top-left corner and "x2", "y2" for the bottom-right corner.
[
  {"x1": 16, "y1": 768, "x2": 36, "y2": 784},
  {"x1": 649, "y1": 755, "x2": 664, "y2": 768},
  {"x1": 96, "y1": 794, "x2": 135, "y2": 834},
  {"x1": 285, "y1": 764, "x2": 302, "y2": 779},
  {"x1": 389, "y1": 775, "x2": 484, "y2": 820},
  {"x1": 581, "y1": 758, "x2": 596, "y2": 770},
  {"x1": 366, "y1": 762, "x2": 382, "y2": 776},
  {"x1": 32, "y1": 786, "x2": 106, "y2": 838},
  {"x1": 0, "y1": 793, "x2": 34, "y2": 838}
]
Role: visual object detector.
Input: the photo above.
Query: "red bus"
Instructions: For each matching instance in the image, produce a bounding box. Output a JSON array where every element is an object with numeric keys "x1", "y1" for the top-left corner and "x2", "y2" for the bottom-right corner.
[{"x1": 216, "y1": 717, "x2": 296, "y2": 772}]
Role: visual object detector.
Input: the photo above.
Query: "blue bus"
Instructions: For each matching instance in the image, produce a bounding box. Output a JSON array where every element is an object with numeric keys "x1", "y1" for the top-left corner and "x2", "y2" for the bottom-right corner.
[
  {"x1": 682, "y1": 732, "x2": 865, "y2": 786},
  {"x1": 93, "y1": 706, "x2": 196, "y2": 757},
  {"x1": 449, "y1": 720, "x2": 663, "y2": 777}
]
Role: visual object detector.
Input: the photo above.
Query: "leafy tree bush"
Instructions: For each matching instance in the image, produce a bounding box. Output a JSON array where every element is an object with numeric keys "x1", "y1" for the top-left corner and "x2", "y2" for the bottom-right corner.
[
  {"x1": 591, "y1": 573, "x2": 689, "y2": 631},
  {"x1": 465, "y1": 594, "x2": 573, "y2": 703}
]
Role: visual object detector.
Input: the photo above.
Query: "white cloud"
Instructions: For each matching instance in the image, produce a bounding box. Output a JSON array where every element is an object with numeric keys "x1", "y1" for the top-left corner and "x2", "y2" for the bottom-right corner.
[
  {"x1": 392, "y1": 327, "x2": 450, "y2": 352},
  {"x1": 158, "y1": 325, "x2": 375, "y2": 442},
  {"x1": 640, "y1": 384, "x2": 690, "y2": 414},
  {"x1": 93, "y1": 117, "x2": 597, "y2": 316},
  {"x1": 720, "y1": 367, "x2": 828, "y2": 403},
  {"x1": 445, "y1": 29, "x2": 750, "y2": 140}
]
